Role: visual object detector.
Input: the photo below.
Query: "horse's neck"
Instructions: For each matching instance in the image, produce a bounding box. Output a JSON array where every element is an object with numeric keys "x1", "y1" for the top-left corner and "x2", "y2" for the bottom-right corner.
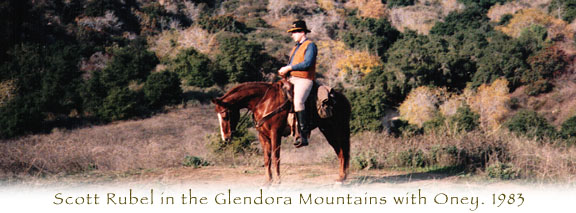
[{"x1": 220, "y1": 83, "x2": 271, "y2": 110}]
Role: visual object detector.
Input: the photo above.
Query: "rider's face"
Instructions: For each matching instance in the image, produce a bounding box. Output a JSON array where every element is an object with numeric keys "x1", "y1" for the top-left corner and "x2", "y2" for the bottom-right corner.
[{"x1": 291, "y1": 31, "x2": 305, "y2": 43}]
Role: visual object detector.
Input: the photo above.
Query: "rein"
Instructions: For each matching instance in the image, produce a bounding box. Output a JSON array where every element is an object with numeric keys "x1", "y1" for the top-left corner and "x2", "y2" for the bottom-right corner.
[
  {"x1": 254, "y1": 82, "x2": 291, "y2": 128},
  {"x1": 255, "y1": 99, "x2": 291, "y2": 128}
]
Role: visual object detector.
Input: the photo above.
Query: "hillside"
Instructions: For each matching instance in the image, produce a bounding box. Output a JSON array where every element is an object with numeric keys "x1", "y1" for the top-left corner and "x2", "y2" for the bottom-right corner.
[{"x1": 1, "y1": 0, "x2": 576, "y2": 183}]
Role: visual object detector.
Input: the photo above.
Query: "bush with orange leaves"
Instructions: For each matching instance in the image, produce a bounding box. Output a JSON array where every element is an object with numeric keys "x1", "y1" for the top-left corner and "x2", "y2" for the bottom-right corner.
[
  {"x1": 336, "y1": 49, "x2": 383, "y2": 84},
  {"x1": 317, "y1": 40, "x2": 383, "y2": 85},
  {"x1": 466, "y1": 78, "x2": 511, "y2": 131},
  {"x1": 344, "y1": 0, "x2": 387, "y2": 18},
  {"x1": 496, "y1": 8, "x2": 570, "y2": 40}
]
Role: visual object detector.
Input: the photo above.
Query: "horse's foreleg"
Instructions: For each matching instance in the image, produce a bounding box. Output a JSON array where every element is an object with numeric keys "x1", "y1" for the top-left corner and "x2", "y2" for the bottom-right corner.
[
  {"x1": 271, "y1": 131, "x2": 282, "y2": 184},
  {"x1": 259, "y1": 133, "x2": 272, "y2": 184}
]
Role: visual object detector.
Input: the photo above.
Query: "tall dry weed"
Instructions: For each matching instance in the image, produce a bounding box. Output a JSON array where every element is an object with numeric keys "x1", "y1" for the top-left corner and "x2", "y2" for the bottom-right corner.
[
  {"x1": 148, "y1": 26, "x2": 217, "y2": 60},
  {"x1": 398, "y1": 86, "x2": 453, "y2": 127},
  {"x1": 351, "y1": 130, "x2": 576, "y2": 182},
  {"x1": 0, "y1": 79, "x2": 15, "y2": 107},
  {"x1": 466, "y1": 78, "x2": 511, "y2": 132}
]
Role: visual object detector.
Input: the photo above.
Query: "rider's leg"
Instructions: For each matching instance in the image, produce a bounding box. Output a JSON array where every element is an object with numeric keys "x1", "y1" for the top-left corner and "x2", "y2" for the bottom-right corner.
[{"x1": 289, "y1": 76, "x2": 313, "y2": 148}]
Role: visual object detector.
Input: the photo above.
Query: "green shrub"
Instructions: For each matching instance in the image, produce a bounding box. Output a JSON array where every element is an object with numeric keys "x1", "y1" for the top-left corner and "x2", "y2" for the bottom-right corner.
[
  {"x1": 346, "y1": 87, "x2": 388, "y2": 134},
  {"x1": 422, "y1": 106, "x2": 479, "y2": 134},
  {"x1": 457, "y1": 0, "x2": 509, "y2": 10},
  {"x1": 506, "y1": 110, "x2": 558, "y2": 140},
  {"x1": 560, "y1": 116, "x2": 576, "y2": 139},
  {"x1": 100, "y1": 40, "x2": 159, "y2": 88},
  {"x1": 449, "y1": 105, "x2": 480, "y2": 132},
  {"x1": 215, "y1": 33, "x2": 268, "y2": 83},
  {"x1": 352, "y1": 153, "x2": 382, "y2": 170},
  {"x1": 389, "y1": 119, "x2": 423, "y2": 137},
  {"x1": 384, "y1": 32, "x2": 470, "y2": 94},
  {"x1": 197, "y1": 15, "x2": 249, "y2": 34},
  {"x1": 384, "y1": 0, "x2": 416, "y2": 8},
  {"x1": 182, "y1": 156, "x2": 210, "y2": 168},
  {"x1": 499, "y1": 14, "x2": 514, "y2": 25},
  {"x1": 0, "y1": 95, "x2": 43, "y2": 138},
  {"x1": 430, "y1": 7, "x2": 490, "y2": 36},
  {"x1": 98, "y1": 87, "x2": 142, "y2": 122},
  {"x1": 207, "y1": 113, "x2": 257, "y2": 154},
  {"x1": 338, "y1": 16, "x2": 400, "y2": 59},
  {"x1": 0, "y1": 42, "x2": 83, "y2": 138},
  {"x1": 549, "y1": 0, "x2": 576, "y2": 22},
  {"x1": 423, "y1": 114, "x2": 446, "y2": 134},
  {"x1": 486, "y1": 162, "x2": 519, "y2": 180},
  {"x1": 169, "y1": 48, "x2": 223, "y2": 87},
  {"x1": 471, "y1": 32, "x2": 529, "y2": 90},
  {"x1": 396, "y1": 149, "x2": 426, "y2": 168},
  {"x1": 143, "y1": 71, "x2": 183, "y2": 109}
]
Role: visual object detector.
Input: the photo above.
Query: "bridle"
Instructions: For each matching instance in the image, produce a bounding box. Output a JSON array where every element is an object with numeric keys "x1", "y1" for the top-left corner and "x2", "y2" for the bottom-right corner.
[{"x1": 254, "y1": 81, "x2": 291, "y2": 128}]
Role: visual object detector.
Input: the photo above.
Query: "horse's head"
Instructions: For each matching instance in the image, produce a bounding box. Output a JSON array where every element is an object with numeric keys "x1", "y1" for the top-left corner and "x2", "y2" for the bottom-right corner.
[{"x1": 211, "y1": 98, "x2": 240, "y2": 143}]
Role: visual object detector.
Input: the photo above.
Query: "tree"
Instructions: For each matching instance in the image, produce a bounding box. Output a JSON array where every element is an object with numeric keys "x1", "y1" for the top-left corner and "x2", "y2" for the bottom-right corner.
[
  {"x1": 338, "y1": 16, "x2": 400, "y2": 60},
  {"x1": 471, "y1": 32, "x2": 529, "y2": 90},
  {"x1": 215, "y1": 33, "x2": 267, "y2": 83},
  {"x1": 143, "y1": 71, "x2": 183, "y2": 109},
  {"x1": 0, "y1": 41, "x2": 84, "y2": 138},
  {"x1": 430, "y1": 6, "x2": 491, "y2": 36},
  {"x1": 169, "y1": 48, "x2": 221, "y2": 87},
  {"x1": 100, "y1": 39, "x2": 159, "y2": 88}
]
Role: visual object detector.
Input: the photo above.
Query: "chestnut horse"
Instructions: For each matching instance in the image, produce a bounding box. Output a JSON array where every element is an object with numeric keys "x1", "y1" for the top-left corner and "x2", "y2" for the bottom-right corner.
[{"x1": 211, "y1": 80, "x2": 351, "y2": 183}]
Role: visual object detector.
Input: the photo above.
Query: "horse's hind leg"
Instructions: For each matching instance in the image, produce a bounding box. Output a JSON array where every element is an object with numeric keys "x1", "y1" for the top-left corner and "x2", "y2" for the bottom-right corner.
[{"x1": 319, "y1": 122, "x2": 350, "y2": 182}]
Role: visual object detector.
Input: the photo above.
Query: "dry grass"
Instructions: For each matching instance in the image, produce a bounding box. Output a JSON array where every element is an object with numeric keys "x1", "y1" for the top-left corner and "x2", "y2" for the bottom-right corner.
[
  {"x1": 351, "y1": 131, "x2": 576, "y2": 182},
  {"x1": 487, "y1": 0, "x2": 552, "y2": 23},
  {"x1": 344, "y1": 0, "x2": 387, "y2": 19},
  {"x1": 387, "y1": 0, "x2": 463, "y2": 35},
  {"x1": 1, "y1": 103, "x2": 575, "y2": 183},
  {"x1": 510, "y1": 79, "x2": 576, "y2": 126},
  {"x1": 148, "y1": 26, "x2": 217, "y2": 60},
  {"x1": 388, "y1": 5, "x2": 442, "y2": 35},
  {"x1": 0, "y1": 105, "x2": 218, "y2": 178}
]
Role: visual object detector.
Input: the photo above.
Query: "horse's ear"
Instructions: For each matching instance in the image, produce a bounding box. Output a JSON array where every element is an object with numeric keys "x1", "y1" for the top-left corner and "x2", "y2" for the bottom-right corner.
[{"x1": 211, "y1": 98, "x2": 220, "y2": 105}]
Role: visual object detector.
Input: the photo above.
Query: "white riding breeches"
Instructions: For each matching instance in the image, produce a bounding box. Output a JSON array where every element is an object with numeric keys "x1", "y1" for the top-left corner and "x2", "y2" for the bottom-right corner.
[{"x1": 289, "y1": 76, "x2": 313, "y2": 112}]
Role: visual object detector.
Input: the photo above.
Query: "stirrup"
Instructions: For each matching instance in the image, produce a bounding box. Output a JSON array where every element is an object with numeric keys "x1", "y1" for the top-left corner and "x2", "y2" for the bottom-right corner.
[
  {"x1": 293, "y1": 134, "x2": 308, "y2": 148},
  {"x1": 294, "y1": 138, "x2": 308, "y2": 148}
]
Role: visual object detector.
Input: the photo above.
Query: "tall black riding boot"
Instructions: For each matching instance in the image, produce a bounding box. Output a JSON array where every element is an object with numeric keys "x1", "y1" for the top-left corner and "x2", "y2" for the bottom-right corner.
[{"x1": 294, "y1": 110, "x2": 309, "y2": 148}]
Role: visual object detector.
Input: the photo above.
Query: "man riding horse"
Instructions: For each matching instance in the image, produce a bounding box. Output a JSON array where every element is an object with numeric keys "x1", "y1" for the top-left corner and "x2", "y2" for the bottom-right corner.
[{"x1": 277, "y1": 20, "x2": 317, "y2": 148}]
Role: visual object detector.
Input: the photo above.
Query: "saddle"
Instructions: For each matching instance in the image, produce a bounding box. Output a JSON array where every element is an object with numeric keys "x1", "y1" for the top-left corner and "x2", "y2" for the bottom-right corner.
[{"x1": 280, "y1": 79, "x2": 337, "y2": 137}]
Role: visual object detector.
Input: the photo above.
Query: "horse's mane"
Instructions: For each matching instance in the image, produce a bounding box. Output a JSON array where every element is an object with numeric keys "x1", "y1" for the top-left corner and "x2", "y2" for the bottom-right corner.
[{"x1": 220, "y1": 82, "x2": 272, "y2": 99}]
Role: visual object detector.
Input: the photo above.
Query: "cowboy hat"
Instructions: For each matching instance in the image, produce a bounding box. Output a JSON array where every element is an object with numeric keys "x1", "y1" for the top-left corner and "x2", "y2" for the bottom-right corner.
[{"x1": 287, "y1": 20, "x2": 311, "y2": 33}]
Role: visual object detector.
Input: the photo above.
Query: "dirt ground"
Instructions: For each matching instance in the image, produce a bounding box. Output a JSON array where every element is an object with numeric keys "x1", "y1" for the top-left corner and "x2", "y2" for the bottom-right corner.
[{"x1": 4, "y1": 163, "x2": 485, "y2": 190}]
